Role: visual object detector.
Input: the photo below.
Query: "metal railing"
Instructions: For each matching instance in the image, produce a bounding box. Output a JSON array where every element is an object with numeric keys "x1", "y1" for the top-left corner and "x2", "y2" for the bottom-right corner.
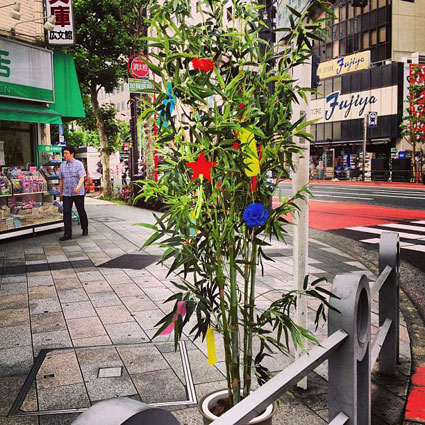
[{"x1": 211, "y1": 232, "x2": 400, "y2": 425}]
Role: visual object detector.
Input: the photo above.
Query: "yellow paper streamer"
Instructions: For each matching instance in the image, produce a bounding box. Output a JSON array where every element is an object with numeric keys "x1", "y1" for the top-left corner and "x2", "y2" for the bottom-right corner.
[
  {"x1": 206, "y1": 327, "x2": 217, "y2": 366},
  {"x1": 240, "y1": 128, "x2": 260, "y2": 177}
]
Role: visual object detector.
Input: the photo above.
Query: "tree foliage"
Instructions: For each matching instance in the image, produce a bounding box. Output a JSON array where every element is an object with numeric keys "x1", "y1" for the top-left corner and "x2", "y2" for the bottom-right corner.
[{"x1": 136, "y1": 0, "x2": 332, "y2": 409}]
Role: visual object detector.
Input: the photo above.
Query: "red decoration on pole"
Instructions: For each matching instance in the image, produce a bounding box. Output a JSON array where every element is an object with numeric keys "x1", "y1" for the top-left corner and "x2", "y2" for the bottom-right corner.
[
  {"x1": 186, "y1": 152, "x2": 217, "y2": 182},
  {"x1": 192, "y1": 58, "x2": 214, "y2": 73}
]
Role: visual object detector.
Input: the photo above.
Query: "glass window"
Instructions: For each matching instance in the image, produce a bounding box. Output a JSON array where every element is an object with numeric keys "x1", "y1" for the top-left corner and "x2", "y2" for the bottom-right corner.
[
  {"x1": 370, "y1": 29, "x2": 377, "y2": 45},
  {"x1": 362, "y1": 31, "x2": 369, "y2": 48},
  {"x1": 347, "y1": 36, "x2": 354, "y2": 54},
  {"x1": 379, "y1": 26, "x2": 386, "y2": 43},
  {"x1": 326, "y1": 43, "x2": 332, "y2": 59},
  {"x1": 333, "y1": 40, "x2": 339, "y2": 58},
  {"x1": 340, "y1": 4, "x2": 346, "y2": 21},
  {"x1": 333, "y1": 121, "x2": 341, "y2": 140},
  {"x1": 339, "y1": 21, "x2": 346, "y2": 38},
  {"x1": 348, "y1": 4, "x2": 354, "y2": 19},
  {"x1": 370, "y1": 0, "x2": 378, "y2": 10},
  {"x1": 324, "y1": 78, "x2": 333, "y2": 96},
  {"x1": 334, "y1": 7, "x2": 340, "y2": 21},
  {"x1": 316, "y1": 123, "x2": 325, "y2": 141},
  {"x1": 339, "y1": 39, "x2": 346, "y2": 56},
  {"x1": 0, "y1": 122, "x2": 33, "y2": 167},
  {"x1": 334, "y1": 77, "x2": 342, "y2": 93},
  {"x1": 354, "y1": 6, "x2": 362, "y2": 16},
  {"x1": 332, "y1": 24, "x2": 338, "y2": 39},
  {"x1": 378, "y1": 0, "x2": 386, "y2": 7},
  {"x1": 325, "y1": 123, "x2": 332, "y2": 140}
]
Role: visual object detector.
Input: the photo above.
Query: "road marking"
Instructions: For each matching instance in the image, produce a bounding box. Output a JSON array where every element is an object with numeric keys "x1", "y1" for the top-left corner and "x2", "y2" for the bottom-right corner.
[
  {"x1": 360, "y1": 238, "x2": 422, "y2": 248},
  {"x1": 346, "y1": 226, "x2": 425, "y2": 240},
  {"x1": 413, "y1": 220, "x2": 425, "y2": 225},
  {"x1": 312, "y1": 190, "x2": 425, "y2": 200},
  {"x1": 380, "y1": 223, "x2": 425, "y2": 232},
  {"x1": 312, "y1": 194, "x2": 373, "y2": 200}
]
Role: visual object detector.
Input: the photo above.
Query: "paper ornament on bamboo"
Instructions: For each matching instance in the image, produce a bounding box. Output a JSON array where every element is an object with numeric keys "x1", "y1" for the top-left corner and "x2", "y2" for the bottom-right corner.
[
  {"x1": 160, "y1": 301, "x2": 187, "y2": 335},
  {"x1": 186, "y1": 152, "x2": 217, "y2": 182},
  {"x1": 240, "y1": 128, "x2": 260, "y2": 177}
]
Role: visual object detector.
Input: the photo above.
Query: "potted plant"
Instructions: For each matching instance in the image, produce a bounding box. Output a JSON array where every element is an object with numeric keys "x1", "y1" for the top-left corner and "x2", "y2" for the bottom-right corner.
[{"x1": 136, "y1": 0, "x2": 332, "y2": 422}]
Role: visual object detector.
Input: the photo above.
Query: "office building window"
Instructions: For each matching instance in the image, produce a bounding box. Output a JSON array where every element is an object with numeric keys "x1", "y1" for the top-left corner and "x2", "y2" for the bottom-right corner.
[
  {"x1": 379, "y1": 26, "x2": 386, "y2": 43},
  {"x1": 370, "y1": 0, "x2": 378, "y2": 10},
  {"x1": 340, "y1": 4, "x2": 346, "y2": 21},
  {"x1": 370, "y1": 29, "x2": 377, "y2": 45},
  {"x1": 117, "y1": 103, "x2": 120, "y2": 112},
  {"x1": 362, "y1": 31, "x2": 369, "y2": 48}
]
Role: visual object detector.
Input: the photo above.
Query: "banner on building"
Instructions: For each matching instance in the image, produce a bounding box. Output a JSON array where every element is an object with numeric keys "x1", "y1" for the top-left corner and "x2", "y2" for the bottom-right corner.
[
  {"x1": 45, "y1": 0, "x2": 75, "y2": 46},
  {"x1": 317, "y1": 51, "x2": 371, "y2": 80},
  {"x1": 310, "y1": 85, "x2": 398, "y2": 123},
  {"x1": 0, "y1": 38, "x2": 54, "y2": 103}
]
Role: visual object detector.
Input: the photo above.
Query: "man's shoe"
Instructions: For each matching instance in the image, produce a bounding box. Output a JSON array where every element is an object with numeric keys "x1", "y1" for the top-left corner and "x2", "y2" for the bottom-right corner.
[
  {"x1": 59, "y1": 235, "x2": 72, "y2": 241},
  {"x1": 82, "y1": 229, "x2": 88, "y2": 236}
]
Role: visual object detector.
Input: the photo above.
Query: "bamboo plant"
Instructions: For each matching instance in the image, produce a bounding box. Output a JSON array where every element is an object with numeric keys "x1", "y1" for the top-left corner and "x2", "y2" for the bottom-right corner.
[{"x1": 136, "y1": 0, "x2": 333, "y2": 410}]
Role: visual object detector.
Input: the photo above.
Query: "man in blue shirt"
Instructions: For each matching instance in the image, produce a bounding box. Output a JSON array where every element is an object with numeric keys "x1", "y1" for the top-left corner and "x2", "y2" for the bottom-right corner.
[{"x1": 59, "y1": 146, "x2": 88, "y2": 241}]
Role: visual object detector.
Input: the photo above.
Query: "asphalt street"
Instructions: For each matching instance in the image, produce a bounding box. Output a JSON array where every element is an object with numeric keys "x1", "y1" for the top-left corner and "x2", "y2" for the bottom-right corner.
[{"x1": 277, "y1": 182, "x2": 425, "y2": 209}]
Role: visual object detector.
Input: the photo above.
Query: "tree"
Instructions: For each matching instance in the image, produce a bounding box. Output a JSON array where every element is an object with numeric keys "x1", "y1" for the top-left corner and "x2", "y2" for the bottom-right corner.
[
  {"x1": 68, "y1": 0, "x2": 147, "y2": 196},
  {"x1": 400, "y1": 64, "x2": 425, "y2": 182}
]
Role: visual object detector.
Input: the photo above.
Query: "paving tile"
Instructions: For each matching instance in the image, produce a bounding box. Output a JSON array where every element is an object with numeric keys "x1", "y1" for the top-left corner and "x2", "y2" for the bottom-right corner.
[
  {"x1": 1, "y1": 274, "x2": 27, "y2": 284},
  {"x1": 37, "y1": 351, "x2": 83, "y2": 390},
  {"x1": 27, "y1": 275, "x2": 54, "y2": 287},
  {"x1": 54, "y1": 278, "x2": 82, "y2": 290},
  {"x1": 62, "y1": 301, "x2": 96, "y2": 320},
  {"x1": 0, "y1": 294, "x2": 27, "y2": 310},
  {"x1": 76, "y1": 346, "x2": 120, "y2": 365},
  {"x1": 39, "y1": 413, "x2": 80, "y2": 424},
  {"x1": 81, "y1": 280, "x2": 112, "y2": 293},
  {"x1": 104, "y1": 274, "x2": 134, "y2": 285},
  {"x1": 88, "y1": 291, "x2": 122, "y2": 307},
  {"x1": 132, "y1": 275, "x2": 165, "y2": 288},
  {"x1": 117, "y1": 345, "x2": 169, "y2": 374},
  {"x1": 0, "y1": 346, "x2": 34, "y2": 377},
  {"x1": 31, "y1": 312, "x2": 67, "y2": 334},
  {"x1": 80, "y1": 361, "x2": 137, "y2": 402},
  {"x1": 120, "y1": 296, "x2": 157, "y2": 314},
  {"x1": 32, "y1": 331, "x2": 72, "y2": 356},
  {"x1": 72, "y1": 335, "x2": 112, "y2": 347},
  {"x1": 0, "y1": 325, "x2": 31, "y2": 349},
  {"x1": 29, "y1": 298, "x2": 62, "y2": 315},
  {"x1": 51, "y1": 270, "x2": 78, "y2": 280},
  {"x1": 104, "y1": 322, "x2": 149, "y2": 344},
  {"x1": 132, "y1": 369, "x2": 186, "y2": 403},
  {"x1": 38, "y1": 383, "x2": 90, "y2": 410},
  {"x1": 57, "y1": 289, "x2": 89, "y2": 303},
  {"x1": 0, "y1": 308, "x2": 29, "y2": 328},
  {"x1": 67, "y1": 317, "x2": 107, "y2": 340},
  {"x1": 110, "y1": 283, "x2": 144, "y2": 297},
  {"x1": 77, "y1": 270, "x2": 104, "y2": 282},
  {"x1": 133, "y1": 309, "x2": 166, "y2": 331},
  {"x1": 142, "y1": 287, "x2": 175, "y2": 302},
  {"x1": 96, "y1": 305, "x2": 133, "y2": 324},
  {"x1": 28, "y1": 285, "x2": 57, "y2": 300},
  {"x1": 0, "y1": 281, "x2": 28, "y2": 296}
]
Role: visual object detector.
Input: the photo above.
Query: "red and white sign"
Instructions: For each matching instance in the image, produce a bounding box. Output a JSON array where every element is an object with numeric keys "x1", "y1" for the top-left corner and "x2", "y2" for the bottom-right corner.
[
  {"x1": 45, "y1": 0, "x2": 75, "y2": 46},
  {"x1": 128, "y1": 54, "x2": 149, "y2": 79}
]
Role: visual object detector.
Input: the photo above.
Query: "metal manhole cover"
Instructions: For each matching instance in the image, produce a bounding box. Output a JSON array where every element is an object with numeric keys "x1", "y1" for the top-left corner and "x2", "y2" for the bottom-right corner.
[
  {"x1": 98, "y1": 254, "x2": 161, "y2": 270},
  {"x1": 91, "y1": 216, "x2": 122, "y2": 223}
]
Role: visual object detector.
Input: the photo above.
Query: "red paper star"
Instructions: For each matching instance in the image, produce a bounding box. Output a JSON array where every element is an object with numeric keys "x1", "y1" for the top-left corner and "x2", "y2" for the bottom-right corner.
[{"x1": 186, "y1": 152, "x2": 217, "y2": 182}]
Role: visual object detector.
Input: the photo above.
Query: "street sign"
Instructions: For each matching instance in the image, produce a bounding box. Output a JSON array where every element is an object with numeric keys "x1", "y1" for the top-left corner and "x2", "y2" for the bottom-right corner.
[
  {"x1": 128, "y1": 54, "x2": 150, "y2": 79},
  {"x1": 368, "y1": 111, "x2": 378, "y2": 127},
  {"x1": 128, "y1": 78, "x2": 154, "y2": 93}
]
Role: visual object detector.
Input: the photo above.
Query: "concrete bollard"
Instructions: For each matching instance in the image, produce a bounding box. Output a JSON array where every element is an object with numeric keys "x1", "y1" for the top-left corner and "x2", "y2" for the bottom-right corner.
[{"x1": 71, "y1": 397, "x2": 181, "y2": 425}]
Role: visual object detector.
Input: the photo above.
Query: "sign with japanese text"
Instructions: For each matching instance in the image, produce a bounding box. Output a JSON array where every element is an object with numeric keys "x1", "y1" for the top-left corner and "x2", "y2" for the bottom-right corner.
[
  {"x1": 45, "y1": 0, "x2": 75, "y2": 46},
  {"x1": 0, "y1": 38, "x2": 54, "y2": 103},
  {"x1": 37, "y1": 145, "x2": 63, "y2": 153},
  {"x1": 317, "y1": 51, "x2": 371, "y2": 80},
  {"x1": 128, "y1": 78, "x2": 154, "y2": 93},
  {"x1": 128, "y1": 54, "x2": 150, "y2": 79}
]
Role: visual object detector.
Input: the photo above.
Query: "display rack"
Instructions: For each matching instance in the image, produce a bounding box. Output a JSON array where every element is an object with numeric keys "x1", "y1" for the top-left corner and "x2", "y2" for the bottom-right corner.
[{"x1": 0, "y1": 164, "x2": 63, "y2": 240}]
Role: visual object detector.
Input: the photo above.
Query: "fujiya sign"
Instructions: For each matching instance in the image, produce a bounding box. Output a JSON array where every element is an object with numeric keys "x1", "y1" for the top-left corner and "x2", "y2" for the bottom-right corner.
[
  {"x1": 45, "y1": 0, "x2": 75, "y2": 46},
  {"x1": 317, "y1": 51, "x2": 371, "y2": 80},
  {"x1": 310, "y1": 86, "x2": 398, "y2": 123},
  {"x1": 0, "y1": 38, "x2": 54, "y2": 103}
]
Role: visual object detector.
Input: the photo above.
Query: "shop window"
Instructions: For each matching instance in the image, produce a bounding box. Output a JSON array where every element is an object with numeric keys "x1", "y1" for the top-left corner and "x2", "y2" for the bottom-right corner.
[
  {"x1": 379, "y1": 25, "x2": 386, "y2": 43},
  {"x1": 0, "y1": 123, "x2": 33, "y2": 167},
  {"x1": 362, "y1": 31, "x2": 369, "y2": 49},
  {"x1": 333, "y1": 121, "x2": 342, "y2": 140},
  {"x1": 311, "y1": 125, "x2": 317, "y2": 140},
  {"x1": 351, "y1": 72, "x2": 360, "y2": 93},
  {"x1": 370, "y1": 29, "x2": 377, "y2": 45},
  {"x1": 360, "y1": 69, "x2": 371, "y2": 91},
  {"x1": 333, "y1": 77, "x2": 342, "y2": 93},
  {"x1": 316, "y1": 123, "x2": 325, "y2": 141},
  {"x1": 342, "y1": 74, "x2": 351, "y2": 94},
  {"x1": 325, "y1": 123, "x2": 333, "y2": 140},
  {"x1": 371, "y1": 67, "x2": 382, "y2": 89},
  {"x1": 341, "y1": 120, "x2": 351, "y2": 140}
]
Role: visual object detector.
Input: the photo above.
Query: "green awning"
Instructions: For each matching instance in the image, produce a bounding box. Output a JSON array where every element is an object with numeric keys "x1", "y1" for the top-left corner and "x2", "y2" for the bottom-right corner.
[
  {"x1": 0, "y1": 51, "x2": 84, "y2": 124},
  {"x1": 52, "y1": 51, "x2": 85, "y2": 121},
  {"x1": 0, "y1": 99, "x2": 62, "y2": 124}
]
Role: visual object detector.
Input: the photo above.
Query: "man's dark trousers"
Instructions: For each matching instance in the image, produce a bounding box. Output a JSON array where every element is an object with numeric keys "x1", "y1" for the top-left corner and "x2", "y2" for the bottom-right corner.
[{"x1": 63, "y1": 195, "x2": 88, "y2": 237}]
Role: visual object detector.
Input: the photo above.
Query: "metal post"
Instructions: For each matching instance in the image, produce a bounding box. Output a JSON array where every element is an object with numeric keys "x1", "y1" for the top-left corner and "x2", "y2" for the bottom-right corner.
[
  {"x1": 362, "y1": 115, "x2": 367, "y2": 181},
  {"x1": 328, "y1": 273, "x2": 371, "y2": 425},
  {"x1": 378, "y1": 232, "x2": 400, "y2": 375}
]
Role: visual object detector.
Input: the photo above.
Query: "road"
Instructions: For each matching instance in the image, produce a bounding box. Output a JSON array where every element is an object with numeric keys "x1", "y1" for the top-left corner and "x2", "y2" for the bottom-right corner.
[{"x1": 275, "y1": 182, "x2": 425, "y2": 273}]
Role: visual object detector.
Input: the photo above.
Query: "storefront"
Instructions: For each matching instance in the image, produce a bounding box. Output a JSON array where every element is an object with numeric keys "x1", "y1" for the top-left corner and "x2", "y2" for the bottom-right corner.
[
  {"x1": 309, "y1": 62, "x2": 404, "y2": 180},
  {"x1": 0, "y1": 38, "x2": 84, "y2": 239}
]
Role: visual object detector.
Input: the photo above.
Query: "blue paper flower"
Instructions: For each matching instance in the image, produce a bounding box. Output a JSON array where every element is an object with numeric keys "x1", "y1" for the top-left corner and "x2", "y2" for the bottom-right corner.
[
  {"x1": 157, "y1": 82, "x2": 176, "y2": 127},
  {"x1": 243, "y1": 203, "x2": 269, "y2": 228}
]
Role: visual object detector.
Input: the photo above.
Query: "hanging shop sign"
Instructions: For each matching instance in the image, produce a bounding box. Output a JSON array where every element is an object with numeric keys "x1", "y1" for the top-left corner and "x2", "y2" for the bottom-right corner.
[
  {"x1": 128, "y1": 54, "x2": 150, "y2": 79},
  {"x1": 317, "y1": 51, "x2": 371, "y2": 80},
  {"x1": 37, "y1": 145, "x2": 63, "y2": 154},
  {"x1": 0, "y1": 38, "x2": 54, "y2": 103},
  {"x1": 45, "y1": 0, "x2": 75, "y2": 46},
  {"x1": 128, "y1": 78, "x2": 154, "y2": 93},
  {"x1": 310, "y1": 85, "x2": 398, "y2": 123}
]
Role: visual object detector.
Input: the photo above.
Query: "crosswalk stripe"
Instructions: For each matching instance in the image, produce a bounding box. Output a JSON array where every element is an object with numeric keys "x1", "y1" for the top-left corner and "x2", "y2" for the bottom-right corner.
[
  {"x1": 346, "y1": 226, "x2": 425, "y2": 240},
  {"x1": 380, "y1": 223, "x2": 425, "y2": 232},
  {"x1": 360, "y1": 238, "x2": 425, "y2": 252},
  {"x1": 312, "y1": 190, "x2": 425, "y2": 200},
  {"x1": 413, "y1": 220, "x2": 425, "y2": 225},
  {"x1": 313, "y1": 194, "x2": 373, "y2": 200}
]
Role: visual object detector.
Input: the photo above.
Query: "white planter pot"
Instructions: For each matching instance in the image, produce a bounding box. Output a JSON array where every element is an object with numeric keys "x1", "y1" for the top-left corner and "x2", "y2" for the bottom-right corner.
[{"x1": 198, "y1": 389, "x2": 276, "y2": 425}]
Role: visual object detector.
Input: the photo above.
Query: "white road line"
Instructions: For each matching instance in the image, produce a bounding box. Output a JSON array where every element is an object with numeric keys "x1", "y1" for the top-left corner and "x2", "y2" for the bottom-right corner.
[
  {"x1": 380, "y1": 223, "x2": 425, "y2": 232},
  {"x1": 312, "y1": 194, "x2": 373, "y2": 200},
  {"x1": 346, "y1": 226, "x2": 425, "y2": 240},
  {"x1": 403, "y1": 244, "x2": 425, "y2": 252},
  {"x1": 360, "y1": 238, "x2": 419, "y2": 248},
  {"x1": 312, "y1": 191, "x2": 425, "y2": 200},
  {"x1": 413, "y1": 220, "x2": 425, "y2": 225}
]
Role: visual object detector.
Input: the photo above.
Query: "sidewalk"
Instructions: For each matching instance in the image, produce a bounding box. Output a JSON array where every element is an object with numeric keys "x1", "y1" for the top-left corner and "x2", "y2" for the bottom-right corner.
[{"x1": 0, "y1": 198, "x2": 412, "y2": 425}]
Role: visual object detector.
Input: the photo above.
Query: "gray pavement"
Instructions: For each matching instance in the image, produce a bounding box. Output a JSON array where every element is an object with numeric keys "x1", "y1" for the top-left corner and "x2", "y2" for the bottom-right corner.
[{"x1": 0, "y1": 197, "x2": 412, "y2": 424}]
